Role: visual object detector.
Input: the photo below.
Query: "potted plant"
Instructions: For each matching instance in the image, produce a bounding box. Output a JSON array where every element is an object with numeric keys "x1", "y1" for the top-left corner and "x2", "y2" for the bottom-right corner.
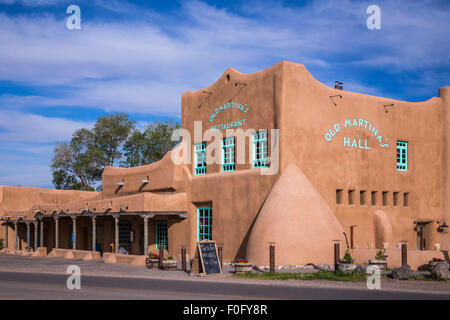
[
  {"x1": 162, "y1": 256, "x2": 177, "y2": 271},
  {"x1": 146, "y1": 252, "x2": 159, "y2": 269},
  {"x1": 337, "y1": 250, "x2": 358, "y2": 272},
  {"x1": 369, "y1": 249, "x2": 388, "y2": 269},
  {"x1": 233, "y1": 258, "x2": 252, "y2": 274}
]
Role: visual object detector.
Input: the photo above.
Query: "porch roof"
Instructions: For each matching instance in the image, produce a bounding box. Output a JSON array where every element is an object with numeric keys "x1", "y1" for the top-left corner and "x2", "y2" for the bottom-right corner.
[{"x1": 1, "y1": 192, "x2": 187, "y2": 222}]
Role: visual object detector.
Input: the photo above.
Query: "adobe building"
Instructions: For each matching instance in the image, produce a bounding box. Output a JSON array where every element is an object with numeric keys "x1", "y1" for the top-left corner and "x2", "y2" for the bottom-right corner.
[{"x1": 1, "y1": 61, "x2": 449, "y2": 268}]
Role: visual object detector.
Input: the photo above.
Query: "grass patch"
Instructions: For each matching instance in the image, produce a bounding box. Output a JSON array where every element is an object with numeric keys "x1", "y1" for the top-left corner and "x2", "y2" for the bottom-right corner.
[
  {"x1": 411, "y1": 275, "x2": 447, "y2": 281},
  {"x1": 234, "y1": 270, "x2": 367, "y2": 282}
]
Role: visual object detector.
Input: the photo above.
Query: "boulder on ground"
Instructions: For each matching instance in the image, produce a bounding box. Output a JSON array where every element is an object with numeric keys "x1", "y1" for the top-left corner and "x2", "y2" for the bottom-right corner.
[
  {"x1": 390, "y1": 265, "x2": 412, "y2": 280},
  {"x1": 430, "y1": 262, "x2": 450, "y2": 280},
  {"x1": 337, "y1": 263, "x2": 358, "y2": 273},
  {"x1": 355, "y1": 263, "x2": 370, "y2": 274}
]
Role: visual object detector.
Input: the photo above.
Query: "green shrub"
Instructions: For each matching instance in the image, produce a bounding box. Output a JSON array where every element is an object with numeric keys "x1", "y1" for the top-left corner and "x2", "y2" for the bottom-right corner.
[
  {"x1": 375, "y1": 249, "x2": 386, "y2": 260},
  {"x1": 0, "y1": 238, "x2": 3, "y2": 251},
  {"x1": 343, "y1": 250, "x2": 353, "y2": 264}
]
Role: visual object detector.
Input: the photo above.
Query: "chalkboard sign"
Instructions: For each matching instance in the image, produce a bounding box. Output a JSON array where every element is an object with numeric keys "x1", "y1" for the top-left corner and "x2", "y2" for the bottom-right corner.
[{"x1": 198, "y1": 240, "x2": 222, "y2": 275}]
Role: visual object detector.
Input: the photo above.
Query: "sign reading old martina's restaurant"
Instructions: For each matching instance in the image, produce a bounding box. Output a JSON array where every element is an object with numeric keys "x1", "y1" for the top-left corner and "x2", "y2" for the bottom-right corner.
[
  {"x1": 209, "y1": 101, "x2": 249, "y2": 131},
  {"x1": 324, "y1": 118, "x2": 390, "y2": 150}
]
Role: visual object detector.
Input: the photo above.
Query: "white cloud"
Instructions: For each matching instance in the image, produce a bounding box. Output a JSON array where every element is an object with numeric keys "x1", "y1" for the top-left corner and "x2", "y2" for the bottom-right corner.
[
  {"x1": 0, "y1": 110, "x2": 93, "y2": 143},
  {"x1": 0, "y1": 0, "x2": 66, "y2": 6}
]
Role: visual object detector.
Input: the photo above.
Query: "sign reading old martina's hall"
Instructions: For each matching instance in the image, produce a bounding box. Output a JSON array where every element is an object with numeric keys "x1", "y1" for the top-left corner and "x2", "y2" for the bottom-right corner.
[{"x1": 324, "y1": 118, "x2": 390, "y2": 150}]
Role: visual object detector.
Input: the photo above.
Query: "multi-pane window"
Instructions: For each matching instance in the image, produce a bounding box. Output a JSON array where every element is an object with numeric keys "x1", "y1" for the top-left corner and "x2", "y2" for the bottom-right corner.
[
  {"x1": 222, "y1": 137, "x2": 235, "y2": 172},
  {"x1": 253, "y1": 130, "x2": 269, "y2": 168},
  {"x1": 118, "y1": 220, "x2": 132, "y2": 246},
  {"x1": 156, "y1": 220, "x2": 168, "y2": 249},
  {"x1": 397, "y1": 141, "x2": 408, "y2": 171},
  {"x1": 194, "y1": 142, "x2": 207, "y2": 175},
  {"x1": 197, "y1": 207, "x2": 212, "y2": 241}
]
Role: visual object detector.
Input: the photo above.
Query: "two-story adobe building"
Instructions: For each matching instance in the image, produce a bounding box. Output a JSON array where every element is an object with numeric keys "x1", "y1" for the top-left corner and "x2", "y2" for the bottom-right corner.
[{"x1": 1, "y1": 61, "x2": 449, "y2": 267}]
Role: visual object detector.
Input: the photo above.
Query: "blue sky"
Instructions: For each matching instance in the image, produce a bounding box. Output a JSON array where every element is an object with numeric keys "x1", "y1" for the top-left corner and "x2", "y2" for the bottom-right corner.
[{"x1": 0, "y1": 0, "x2": 449, "y2": 188}]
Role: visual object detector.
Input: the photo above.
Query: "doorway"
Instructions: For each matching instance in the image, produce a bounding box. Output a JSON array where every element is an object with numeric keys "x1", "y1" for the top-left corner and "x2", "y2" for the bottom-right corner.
[{"x1": 416, "y1": 221, "x2": 431, "y2": 250}]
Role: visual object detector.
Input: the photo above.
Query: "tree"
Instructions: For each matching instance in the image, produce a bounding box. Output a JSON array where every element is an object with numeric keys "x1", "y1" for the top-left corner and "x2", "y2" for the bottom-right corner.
[
  {"x1": 122, "y1": 121, "x2": 180, "y2": 167},
  {"x1": 51, "y1": 113, "x2": 135, "y2": 191},
  {"x1": 51, "y1": 129, "x2": 103, "y2": 191},
  {"x1": 51, "y1": 114, "x2": 179, "y2": 190},
  {"x1": 93, "y1": 113, "x2": 135, "y2": 166}
]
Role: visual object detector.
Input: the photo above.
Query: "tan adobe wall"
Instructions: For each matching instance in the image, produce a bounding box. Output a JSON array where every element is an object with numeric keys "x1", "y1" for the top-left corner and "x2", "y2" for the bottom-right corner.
[
  {"x1": 279, "y1": 61, "x2": 447, "y2": 250},
  {"x1": 102, "y1": 151, "x2": 186, "y2": 199}
]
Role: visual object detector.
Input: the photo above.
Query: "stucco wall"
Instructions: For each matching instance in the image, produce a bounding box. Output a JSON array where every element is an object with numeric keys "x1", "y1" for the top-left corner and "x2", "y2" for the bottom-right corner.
[{"x1": 279, "y1": 61, "x2": 446, "y2": 250}]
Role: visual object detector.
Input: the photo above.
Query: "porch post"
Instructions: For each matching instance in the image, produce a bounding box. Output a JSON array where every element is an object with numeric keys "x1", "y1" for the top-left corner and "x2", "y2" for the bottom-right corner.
[
  {"x1": 40, "y1": 218, "x2": 44, "y2": 247},
  {"x1": 143, "y1": 216, "x2": 148, "y2": 255},
  {"x1": 4, "y1": 223, "x2": 8, "y2": 249},
  {"x1": 33, "y1": 220, "x2": 38, "y2": 252},
  {"x1": 54, "y1": 216, "x2": 59, "y2": 249},
  {"x1": 26, "y1": 222, "x2": 31, "y2": 252},
  {"x1": 71, "y1": 216, "x2": 77, "y2": 250},
  {"x1": 91, "y1": 216, "x2": 96, "y2": 252},
  {"x1": 13, "y1": 221, "x2": 18, "y2": 250},
  {"x1": 114, "y1": 215, "x2": 119, "y2": 253}
]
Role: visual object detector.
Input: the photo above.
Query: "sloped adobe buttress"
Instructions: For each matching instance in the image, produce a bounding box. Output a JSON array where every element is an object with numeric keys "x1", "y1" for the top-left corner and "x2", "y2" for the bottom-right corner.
[{"x1": 246, "y1": 163, "x2": 346, "y2": 266}]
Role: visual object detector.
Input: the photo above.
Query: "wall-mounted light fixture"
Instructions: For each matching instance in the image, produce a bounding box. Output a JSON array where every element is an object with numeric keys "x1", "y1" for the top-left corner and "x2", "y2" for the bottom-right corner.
[
  {"x1": 384, "y1": 103, "x2": 395, "y2": 113},
  {"x1": 141, "y1": 176, "x2": 150, "y2": 184},
  {"x1": 115, "y1": 178, "x2": 124, "y2": 187},
  {"x1": 437, "y1": 219, "x2": 448, "y2": 232},
  {"x1": 329, "y1": 94, "x2": 342, "y2": 106}
]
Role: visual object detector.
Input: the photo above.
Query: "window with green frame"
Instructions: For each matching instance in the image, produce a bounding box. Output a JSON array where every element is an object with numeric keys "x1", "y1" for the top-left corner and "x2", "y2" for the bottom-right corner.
[
  {"x1": 222, "y1": 137, "x2": 235, "y2": 172},
  {"x1": 197, "y1": 207, "x2": 212, "y2": 241},
  {"x1": 156, "y1": 220, "x2": 168, "y2": 249},
  {"x1": 194, "y1": 142, "x2": 207, "y2": 175},
  {"x1": 252, "y1": 130, "x2": 269, "y2": 168},
  {"x1": 397, "y1": 141, "x2": 408, "y2": 171}
]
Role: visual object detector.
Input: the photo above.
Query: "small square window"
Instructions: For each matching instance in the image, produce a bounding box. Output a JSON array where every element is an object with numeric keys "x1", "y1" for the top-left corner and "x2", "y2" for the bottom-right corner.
[
  {"x1": 393, "y1": 192, "x2": 399, "y2": 206},
  {"x1": 360, "y1": 190, "x2": 367, "y2": 205},
  {"x1": 371, "y1": 191, "x2": 377, "y2": 206},
  {"x1": 382, "y1": 191, "x2": 388, "y2": 206},
  {"x1": 348, "y1": 190, "x2": 355, "y2": 205},
  {"x1": 336, "y1": 189, "x2": 343, "y2": 205},
  {"x1": 404, "y1": 192, "x2": 409, "y2": 207}
]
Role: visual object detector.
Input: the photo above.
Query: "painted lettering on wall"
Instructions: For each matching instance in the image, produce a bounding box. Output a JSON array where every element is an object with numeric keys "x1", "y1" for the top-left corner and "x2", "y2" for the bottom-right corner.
[
  {"x1": 324, "y1": 118, "x2": 389, "y2": 149},
  {"x1": 209, "y1": 101, "x2": 249, "y2": 122},
  {"x1": 211, "y1": 118, "x2": 247, "y2": 131}
]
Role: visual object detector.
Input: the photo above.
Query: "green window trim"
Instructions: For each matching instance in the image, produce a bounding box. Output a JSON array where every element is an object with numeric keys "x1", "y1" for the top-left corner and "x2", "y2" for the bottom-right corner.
[
  {"x1": 397, "y1": 141, "x2": 408, "y2": 171},
  {"x1": 197, "y1": 207, "x2": 212, "y2": 241},
  {"x1": 156, "y1": 220, "x2": 168, "y2": 250},
  {"x1": 194, "y1": 142, "x2": 207, "y2": 175},
  {"x1": 252, "y1": 130, "x2": 269, "y2": 168},
  {"x1": 222, "y1": 137, "x2": 235, "y2": 172}
]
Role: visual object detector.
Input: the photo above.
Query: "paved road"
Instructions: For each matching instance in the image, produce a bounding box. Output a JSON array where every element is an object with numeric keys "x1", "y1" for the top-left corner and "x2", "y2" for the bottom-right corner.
[{"x1": 0, "y1": 270, "x2": 449, "y2": 300}]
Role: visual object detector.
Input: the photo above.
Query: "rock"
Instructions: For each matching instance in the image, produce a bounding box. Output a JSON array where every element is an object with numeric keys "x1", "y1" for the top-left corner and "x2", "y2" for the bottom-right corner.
[
  {"x1": 430, "y1": 262, "x2": 450, "y2": 280},
  {"x1": 390, "y1": 265, "x2": 412, "y2": 280},
  {"x1": 355, "y1": 263, "x2": 370, "y2": 274},
  {"x1": 337, "y1": 263, "x2": 358, "y2": 273},
  {"x1": 316, "y1": 264, "x2": 333, "y2": 271}
]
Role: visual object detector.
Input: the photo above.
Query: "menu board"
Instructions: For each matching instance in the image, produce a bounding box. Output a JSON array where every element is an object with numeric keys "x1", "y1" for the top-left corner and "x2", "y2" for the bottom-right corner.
[{"x1": 198, "y1": 240, "x2": 222, "y2": 275}]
